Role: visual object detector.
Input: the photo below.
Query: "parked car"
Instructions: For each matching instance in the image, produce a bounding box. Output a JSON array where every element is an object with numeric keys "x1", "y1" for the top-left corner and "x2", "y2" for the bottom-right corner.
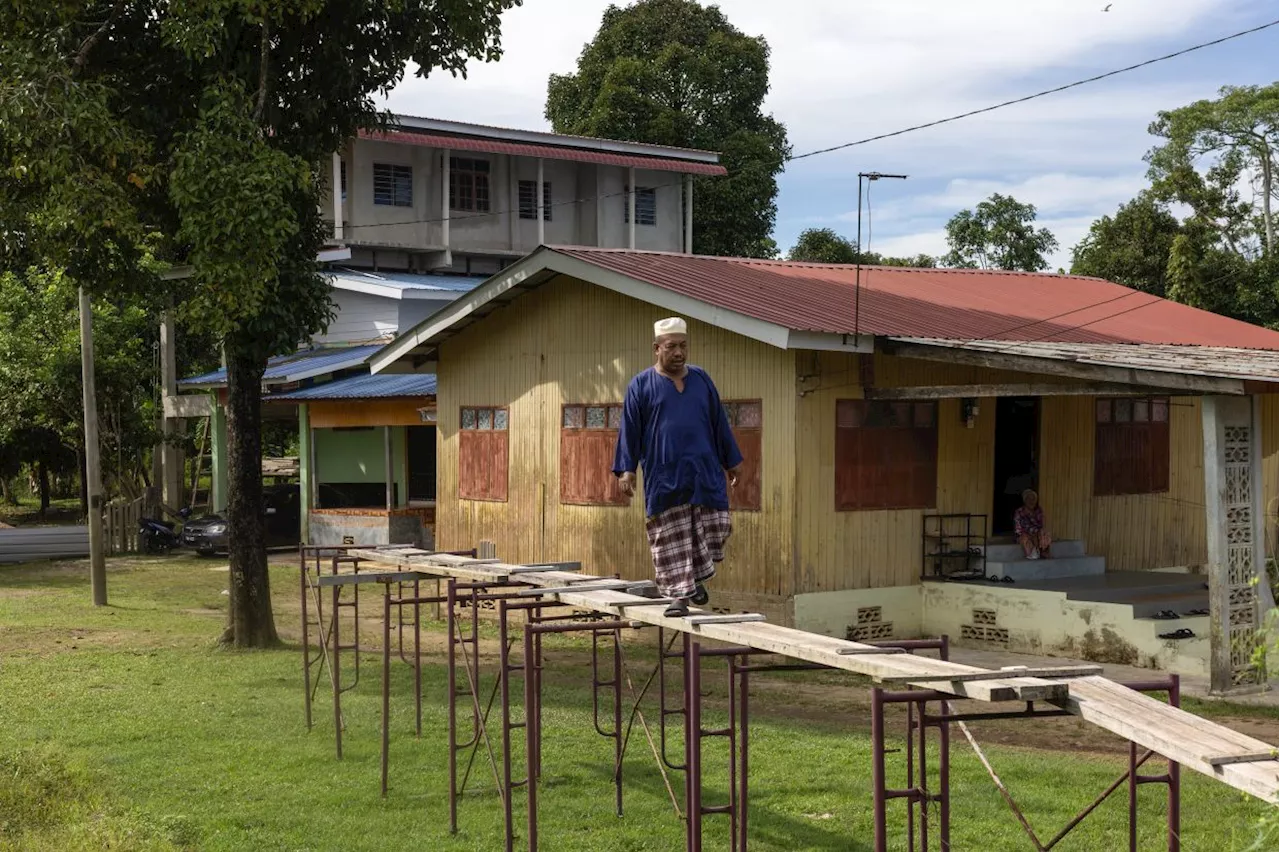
[{"x1": 182, "y1": 484, "x2": 300, "y2": 556}]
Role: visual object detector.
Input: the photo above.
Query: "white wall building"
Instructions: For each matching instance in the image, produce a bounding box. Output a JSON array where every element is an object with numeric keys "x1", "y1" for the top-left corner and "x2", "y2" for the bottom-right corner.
[{"x1": 321, "y1": 115, "x2": 727, "y2": 278}]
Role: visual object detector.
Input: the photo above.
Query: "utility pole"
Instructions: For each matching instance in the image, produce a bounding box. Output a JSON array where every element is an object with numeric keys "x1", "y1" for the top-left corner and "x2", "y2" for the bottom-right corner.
[
  {"x1": 854, "y1": 171, "x2": 908, "y2": 337},
  {"x1": 79, "y1": 286, "x2": 107, "y2": 606}
]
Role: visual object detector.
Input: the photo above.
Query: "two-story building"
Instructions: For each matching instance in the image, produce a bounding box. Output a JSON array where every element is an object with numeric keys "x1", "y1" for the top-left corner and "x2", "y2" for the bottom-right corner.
[
  {"x1": 170, "y1": 116, "x2": 726, "y2": 548},
  {"x1": 323, "y1": 114, "x2": 726, "y2": 276}
]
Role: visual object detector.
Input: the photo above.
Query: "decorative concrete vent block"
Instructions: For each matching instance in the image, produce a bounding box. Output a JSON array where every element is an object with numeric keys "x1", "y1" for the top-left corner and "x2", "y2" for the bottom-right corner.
[
  {"x1": 857, "y1": 606, "x2": 882, "y2": 625},
  {"x1": 960, "y1": 624, "x2": 1010, "y2": 645},
  {"x1": 972, "y1": 608, "x2": 998, "y2": 626},
  {"x1": 847, "y1": 606, "x2": 894, "y2": 642}
]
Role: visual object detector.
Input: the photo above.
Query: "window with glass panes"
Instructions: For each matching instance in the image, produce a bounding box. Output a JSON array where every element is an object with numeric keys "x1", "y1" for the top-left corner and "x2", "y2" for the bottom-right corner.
[
  {"x1": 722, "y1": 401, "x2": 763, "y2": 511},
  {"x1": 1093, "y1": 397, "x2": 1170, "y2": 496},
  {"x1": 449, "y1": 157, "x2": 490, "y2": 212},
  {"x1": 560, "y1": 404, "x2": 626, "y2": 506},
  {"x1": 459, "y1": 406, "x2": 508, "y2": 501},
  {"x1": 518, "y1": 180, "x2": 552, "y2": 221},
  {"x1": 834, "y1": 400, "x2": 938, "y2": 510},
  {"x1": 373, "y1": 163, "x2": 412, "y2": 207}
]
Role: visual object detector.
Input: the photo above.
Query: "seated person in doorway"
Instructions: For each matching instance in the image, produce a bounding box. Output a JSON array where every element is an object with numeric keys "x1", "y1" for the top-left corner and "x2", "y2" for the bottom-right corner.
[{"x1": 1014, "y1": 489, "x2": 1051, "y2": 560}]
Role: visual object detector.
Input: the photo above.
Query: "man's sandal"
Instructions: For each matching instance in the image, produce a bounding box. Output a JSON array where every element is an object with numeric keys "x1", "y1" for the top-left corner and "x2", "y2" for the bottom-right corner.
[{"x1": 690, "y1": 583, "x2": 709, "y2": 606}]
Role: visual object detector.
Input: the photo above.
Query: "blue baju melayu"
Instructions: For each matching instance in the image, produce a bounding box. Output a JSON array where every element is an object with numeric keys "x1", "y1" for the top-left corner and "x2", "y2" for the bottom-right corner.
[{"x1": 613, "y1": 365, "x2": 742, "y2": 599}]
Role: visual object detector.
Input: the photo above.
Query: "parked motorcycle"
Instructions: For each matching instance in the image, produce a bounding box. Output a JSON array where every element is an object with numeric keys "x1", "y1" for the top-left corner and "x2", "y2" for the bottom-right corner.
[{"x1": 138, "y1": 506, "x2": 192, "y2": 555}]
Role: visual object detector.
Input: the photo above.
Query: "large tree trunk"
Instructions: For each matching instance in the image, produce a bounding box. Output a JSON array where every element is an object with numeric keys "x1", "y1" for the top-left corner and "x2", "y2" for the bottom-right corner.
[
  {"x1": 36, "y1": 460, "x2": 50, "y2": 516},
  {"x1": 222, "y1": 348, "x2": 279, "y2": 647},
  {"x1": 0, "y1": 477, "x2": 15, "y2": 505},
  {"x1": 77, "y1": 445, "x2": 88, "y2": 518}
]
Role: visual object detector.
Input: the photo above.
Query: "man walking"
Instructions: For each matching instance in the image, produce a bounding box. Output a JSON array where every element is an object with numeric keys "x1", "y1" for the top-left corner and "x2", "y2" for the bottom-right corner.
[{"x1": 614, "y1": 317, "x2": 742, "y2": 617}]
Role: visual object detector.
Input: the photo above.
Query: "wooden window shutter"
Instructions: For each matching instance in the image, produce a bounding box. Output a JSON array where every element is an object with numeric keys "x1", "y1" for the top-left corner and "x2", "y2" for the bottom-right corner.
[
  {"x1": 459, "y1": 407, "x2": 508, "y2": 502},
  {"x1": 835, "y1": 400, "x2": 937, "y2": 511},
  {"x1": 560, "y1": 404, "x2": 627, "y2": 506},
  {"x1": 1093, "y1": 397, "x2": 1169, "y2": 496},
  {"x1": 724, "y1": 401, "x2": 763, "y2": 512}
]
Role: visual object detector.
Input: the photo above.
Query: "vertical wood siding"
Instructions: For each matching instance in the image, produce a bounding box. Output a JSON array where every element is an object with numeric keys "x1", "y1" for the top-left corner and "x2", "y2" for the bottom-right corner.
[
  {"x1": 1042, "y1": 395, "x2": 1207, "y2": 570},
  {"x1": 436, "y1": 275, "x2": 796, "y2": 596},
  {"x1": 794, "y1": 352, "x2": 997, "y2": 593},
  {"x1": 1258, "y1": 393, "x2": 1278, "y2": 560}
]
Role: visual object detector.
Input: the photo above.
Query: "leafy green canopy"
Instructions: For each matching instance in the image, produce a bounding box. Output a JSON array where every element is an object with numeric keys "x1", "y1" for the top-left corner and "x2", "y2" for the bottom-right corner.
[
  {"x1": 942, "y1": 193, "x2": 1059, "y2": 271},
  {"x1": 546, "y1": 0, "x2": 789, "y2": 258},
  {"x1": 787, "y1": 227, "x2": 935, "y2": 268}
]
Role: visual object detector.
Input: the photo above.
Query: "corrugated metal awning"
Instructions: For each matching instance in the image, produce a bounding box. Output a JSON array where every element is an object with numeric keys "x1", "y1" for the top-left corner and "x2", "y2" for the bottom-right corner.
[
  {"x1": 359, "y1": 130, "x2": 729, "y2": 176},
  {"x1": 265, "y1": 373, "x2": 437, "y2": 402},
  {"x1": 179, "y1": 343, "x2": 386, "y2": 389}
]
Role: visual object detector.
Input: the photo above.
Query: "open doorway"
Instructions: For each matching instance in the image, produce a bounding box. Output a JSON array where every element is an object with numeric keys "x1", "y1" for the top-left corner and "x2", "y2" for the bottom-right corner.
[{"x1": 992, "y1": 397, "x2": 1040, "y2": 536}]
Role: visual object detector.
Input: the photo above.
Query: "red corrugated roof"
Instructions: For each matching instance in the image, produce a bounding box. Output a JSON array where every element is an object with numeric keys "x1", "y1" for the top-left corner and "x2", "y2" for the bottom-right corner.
[
  {"x1": 551, "y1": 248, "x2": 1279, "y2": 349},
  {"x1": 358, "y1": 130, "x2": 728, "y2": 176}
]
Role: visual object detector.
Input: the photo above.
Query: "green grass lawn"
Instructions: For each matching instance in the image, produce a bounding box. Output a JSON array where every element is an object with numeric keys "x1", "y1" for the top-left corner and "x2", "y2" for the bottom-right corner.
[
  {"x1": 0, "y1": 496, "x2": 83, "y2": 527},
  {"x1": 0, "y1": 556, "x2": 1274, "y2": 851}
]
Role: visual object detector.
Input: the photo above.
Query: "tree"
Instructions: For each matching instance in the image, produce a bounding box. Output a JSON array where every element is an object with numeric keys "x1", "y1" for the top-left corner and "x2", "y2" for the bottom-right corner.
[
  {"x1": 1, "y1": 1, "x2": 516, "y2": 646},
  {"x1": 787, "y1": 228, "x2": 937, "y2": 267},
  {"x1": 942, "y1": 193, "x2": 1059, "y2": 271},
  {"x1": 788, "y1": 228, "x2": 859, "y2": 264},
  {"x1": 1146, "y1": 83, "x2": 1278, "y2": 256},
  {"x1": 1070, "y1": 193, "x2": 1181, "y2": 296},
  {"x1": 545, "y1": 0, "x2": 790, "y2": 258}
]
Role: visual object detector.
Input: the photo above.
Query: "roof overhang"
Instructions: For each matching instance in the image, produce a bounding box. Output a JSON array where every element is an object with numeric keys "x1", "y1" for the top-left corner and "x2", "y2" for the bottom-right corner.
[
  {"x1": 369, "y1": 248, "x2": 872, "y2": 374},
  {"x1": 359, "y1": 129, "x2": 728, "y2": 176},
  {"x1": 330, "y1": 277, "x2": 460, "y2": 301},
  {"x1": 389, "y1": 114, "x2": 723, "y2": 165},
  {"x1": 882, "y1": 337, "x2": 1279, "y2": 395}
]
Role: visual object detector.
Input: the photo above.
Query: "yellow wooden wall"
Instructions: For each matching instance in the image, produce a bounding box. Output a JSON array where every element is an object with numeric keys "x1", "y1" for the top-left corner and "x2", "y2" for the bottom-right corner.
[
  {"x1": 434, "y1": 275, "x2": 797, "y2": 596},
  {"x1": 1040, "y1": 396, "x2": 1208, "y2": 571},
  {"x1": 795, "y1": 352, "x2": 1227, "y2": 589},
  {"x1": 1260, "y1": 393, "x2": 1278, "y2": 560},
  {"x1": 793, "y1": 351, "x2": 1018, "y2": 592}
]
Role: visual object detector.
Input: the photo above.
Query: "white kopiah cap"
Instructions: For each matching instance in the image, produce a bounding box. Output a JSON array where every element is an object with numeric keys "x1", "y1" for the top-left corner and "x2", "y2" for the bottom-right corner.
[{"x1": 654, "y1": 317, "x2": 688, "y2": 337}]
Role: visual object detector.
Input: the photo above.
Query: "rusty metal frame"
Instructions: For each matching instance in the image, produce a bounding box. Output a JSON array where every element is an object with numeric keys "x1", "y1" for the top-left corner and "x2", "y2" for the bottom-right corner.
[
  {"x1": 300, "y1": 550, "x2": 1186, "y2": 852},
  {"x1": 868, "y1": 634, "x2": 1182, "y2": 852}
]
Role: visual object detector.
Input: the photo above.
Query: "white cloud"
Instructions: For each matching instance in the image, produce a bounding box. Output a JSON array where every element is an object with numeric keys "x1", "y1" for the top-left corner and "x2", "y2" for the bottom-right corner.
[{"x1": 376, "y1": 0, "x2": 1276, "y2": 269}]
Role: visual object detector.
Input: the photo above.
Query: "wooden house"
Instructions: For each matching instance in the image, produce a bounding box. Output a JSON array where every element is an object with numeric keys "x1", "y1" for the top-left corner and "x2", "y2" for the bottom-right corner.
[{"x1": 370, "y1": 247, "x2": 1279, "y2": 690}]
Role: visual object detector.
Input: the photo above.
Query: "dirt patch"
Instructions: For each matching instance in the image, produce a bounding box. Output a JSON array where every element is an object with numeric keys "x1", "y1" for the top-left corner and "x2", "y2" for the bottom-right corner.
[{"x1": 1058, "y1": 627, "x2": 1141, "y2": 667}]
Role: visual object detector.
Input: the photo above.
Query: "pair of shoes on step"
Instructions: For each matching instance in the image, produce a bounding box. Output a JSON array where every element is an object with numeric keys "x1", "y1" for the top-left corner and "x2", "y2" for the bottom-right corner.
[{"x1": 663, "y1": 582, "x2": 708, "y2": 617}]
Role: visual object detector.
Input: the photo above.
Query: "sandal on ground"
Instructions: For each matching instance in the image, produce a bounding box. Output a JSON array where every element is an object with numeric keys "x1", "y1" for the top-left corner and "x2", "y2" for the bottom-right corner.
[
  {"x1": 987, "y1": 574, "x2": 1001, "y2": 582},
  {"x1": 663, "y1": 599, "x2": 689, "y2": 618},
  {"x1": 1188, "y1": 608, "x2": 1209, "y2": 615},
  {"x1": 1151, "y1": 610, "x2": 1180, "y2": 620},
  {"x1": 1001, "y1": 576, "x2": 1015, "y2": 583},
  {"x1": 1158, "y1": 628, "x2": 1195, "y2": 640},
  {"x1": 690, "y1": 583, "x2": 709, "y2": 606}
]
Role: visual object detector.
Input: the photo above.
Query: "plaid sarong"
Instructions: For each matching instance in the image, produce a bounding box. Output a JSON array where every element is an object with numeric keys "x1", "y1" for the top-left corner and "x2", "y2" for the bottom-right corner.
[{"x1": 645, "y1": 504, "x2": 732, "y2": 599}]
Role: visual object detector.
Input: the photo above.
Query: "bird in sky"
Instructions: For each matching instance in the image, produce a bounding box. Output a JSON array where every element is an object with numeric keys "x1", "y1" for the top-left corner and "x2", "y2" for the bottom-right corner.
[{"x1": 1102, "y1": 3, "x2": 1112, "y2": 10}]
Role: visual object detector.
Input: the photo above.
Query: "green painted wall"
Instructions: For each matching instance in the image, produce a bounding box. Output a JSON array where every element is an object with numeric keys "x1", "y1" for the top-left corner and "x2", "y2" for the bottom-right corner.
[
  {"x1": 299, "y1": 404, "x2": 312, "y2": 542},
  {"x1": 210, "y1": 398, "x2": 229, "y2": 512},
  {"x1": 314, "y1": 426, "x2": 406, "y2": 506}
]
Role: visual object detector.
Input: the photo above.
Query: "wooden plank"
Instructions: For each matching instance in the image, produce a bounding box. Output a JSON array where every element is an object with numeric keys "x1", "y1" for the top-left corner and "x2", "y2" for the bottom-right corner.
[
  {"x1": 516, "y1": 580, "x2": 638, "y2": 596},
  {"x1": 876, "y1": 665, "x2": 1102, "y2": 685},
  {"x1": 1206, "y1": 752, "x2": 1278, "y2": 767},
  {"x1": 837, "y1": 647, "x2": 907, "y2": 656},
  {"x1": 1060, "y1": 676, "x2": 1278, "y2": 803},
  {"x1": 316, "y1": 571, "x2": 426, "y2": 587},
  {"x1": 354, "y1": 549, "x2": 1067, "y2": 703},
  {"x1": 686, "y1": 613, "x2": 767, "y2": 625}
]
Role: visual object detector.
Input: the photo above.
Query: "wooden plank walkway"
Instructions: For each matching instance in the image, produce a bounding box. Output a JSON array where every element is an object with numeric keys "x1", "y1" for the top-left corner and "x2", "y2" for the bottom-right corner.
[{"x1": 348, "y1": 546, "x2": 1279, "y2": 803}]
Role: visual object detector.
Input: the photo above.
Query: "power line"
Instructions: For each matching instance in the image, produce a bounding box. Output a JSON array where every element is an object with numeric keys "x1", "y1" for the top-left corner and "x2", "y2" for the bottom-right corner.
[
  {"x1": 341, "y1": 20, "x2": 1279, "y2": 232},
  {"x1": 788, "y1": 19, "x2": 1280, "y2": 162}
]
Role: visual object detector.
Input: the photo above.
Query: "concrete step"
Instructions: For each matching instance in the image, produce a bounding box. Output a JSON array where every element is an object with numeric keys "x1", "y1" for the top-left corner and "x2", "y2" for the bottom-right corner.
[
  {"x1": 985, "y1": 555, "x2": 1106, "y2": 582},
  {"x1": 985, "y1": 540, "x2": 1086, "y2": 561},
  {"x1": 1126, "y1": 590, "x2": 1211, "y2": 619},
  {"x1": 1061, "y1": 576, "x2": 1208, "y2": 604}
]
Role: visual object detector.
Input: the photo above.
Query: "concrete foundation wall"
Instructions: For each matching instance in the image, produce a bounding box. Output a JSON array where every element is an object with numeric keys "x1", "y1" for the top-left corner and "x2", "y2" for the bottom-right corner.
[
  {"x1": 793, "y1": 586, "x2": 923, "y2": 640},
  {"x1": 921, "y1": 582, "x2": 1209, "y2": 678},
  {"x1": 309, "y1": 511, "x2": 434, "y2": 549}
]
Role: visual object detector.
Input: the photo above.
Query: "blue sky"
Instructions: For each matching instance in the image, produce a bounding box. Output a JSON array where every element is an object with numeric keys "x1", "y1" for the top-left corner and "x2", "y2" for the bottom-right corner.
[{"x1": 383, "y1": 0, "x2": 1279, "y2": 268}]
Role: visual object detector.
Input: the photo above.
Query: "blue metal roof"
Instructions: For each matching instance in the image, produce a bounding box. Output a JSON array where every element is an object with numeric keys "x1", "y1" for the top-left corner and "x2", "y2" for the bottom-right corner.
[
  {"x1": 266, "y1": 372, "x2": 437, "y2": 401},
  {"x1": 179, "y1": 343, "x2": 387, "y2": 388},
  {"x1": 329, "y1": 267, "x2": 485, "y2": 293}
]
